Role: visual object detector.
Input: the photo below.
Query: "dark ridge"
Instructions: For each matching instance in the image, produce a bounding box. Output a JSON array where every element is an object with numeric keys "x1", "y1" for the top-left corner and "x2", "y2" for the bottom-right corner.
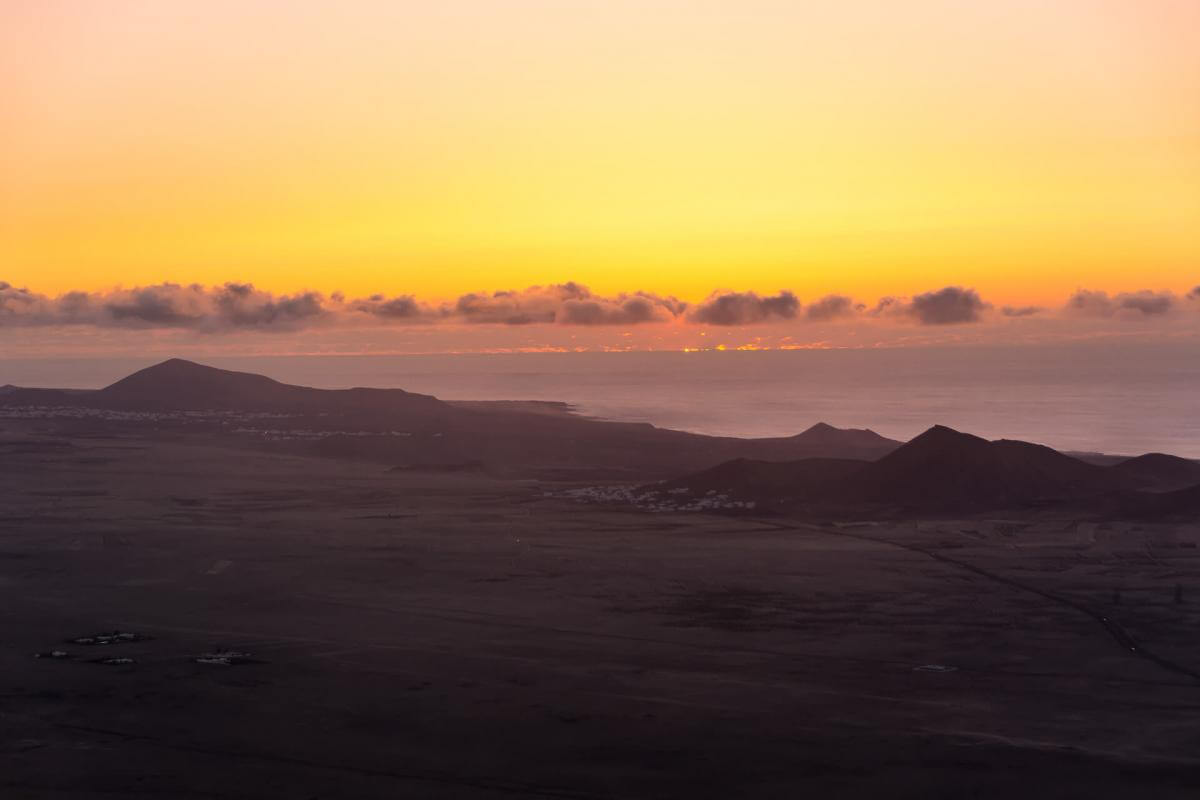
[
  {"x1": 793, "y1": 421, "x2": 895, "y2": 445},
  {"x1": 845, "y1": 425, "x2": 1126, "y2": 512},
  {"x1": 96, "y1": 358, "x2": 445, "y2": 413},
  {"x1": 1111, "y1": 453, "x2": 1200, "y2": 492},
  {"x1": 663, "y1": 425, "x2": 1140, "y2": 514},
  {"x1": 100, "y1": 359, "x2": 295, "y2": 408},
  {"x1": 779, "y1": 421, "x2": 899, "y2": 460},
  {"x1": 0, "y1": 358, "x2": 909, "y2": 479}
]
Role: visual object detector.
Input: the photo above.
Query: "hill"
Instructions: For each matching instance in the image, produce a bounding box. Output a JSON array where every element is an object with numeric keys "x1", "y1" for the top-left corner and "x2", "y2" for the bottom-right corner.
[
  {"x1": 658, "y1": 425, "x2": 1134, "y2": 514},
  {"x1": 784, "y1": 422, "x2": 897, "y2": 460},
  {"x1": 847, "y1": 425, "x2": 1125, "y2": 512},
  {"x1": 96, "y1": 358, "x2": 447, "y2": 414},
  {"x1": 0, "y1": 359, "x2": 902, "y2": 479},
  {"x1": 1112, "y1": 453, "x2": 1200, "y2": 492}
]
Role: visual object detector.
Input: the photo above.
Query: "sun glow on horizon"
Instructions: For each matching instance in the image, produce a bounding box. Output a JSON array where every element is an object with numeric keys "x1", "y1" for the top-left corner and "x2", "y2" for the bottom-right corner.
[{"x1": 2, "y1": 0, "x2": 1198, "y2": 310}]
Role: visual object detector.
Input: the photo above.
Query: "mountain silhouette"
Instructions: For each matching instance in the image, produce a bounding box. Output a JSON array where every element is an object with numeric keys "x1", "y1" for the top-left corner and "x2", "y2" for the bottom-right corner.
[
  {"x1": 0, "y1": 358, "x2": 903, "y2": 479},
  {"x1": 847, "y1": 425, "x2": 1125, "y2": 511},
  {"x1": 662, "y1": 424, "x2": 1139, "y2": 514},
  {"x1": 1112, "y1": 453, "x2": 1200, "y2": 492},
  {"x1": 100, "y1": 359, "x2": 302, "y2": 409},
  {"x1": 785, "y1": 422, "x2": 897, "y2": 459},
  {"x1": 95, "y1": 358, "x2": 446, "y2": 413}
]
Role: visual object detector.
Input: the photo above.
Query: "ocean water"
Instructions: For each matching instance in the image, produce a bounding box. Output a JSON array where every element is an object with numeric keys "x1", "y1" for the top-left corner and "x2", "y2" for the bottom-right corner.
[{"x1": 3, "y1": 341, "x2": 1199, "y2": 457}]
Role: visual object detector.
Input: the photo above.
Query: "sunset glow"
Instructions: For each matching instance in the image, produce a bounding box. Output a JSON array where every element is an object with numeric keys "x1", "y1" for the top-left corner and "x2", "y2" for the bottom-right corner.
[{"x1": 4, "y1": 0, "x2": 1198, "y2": 314}]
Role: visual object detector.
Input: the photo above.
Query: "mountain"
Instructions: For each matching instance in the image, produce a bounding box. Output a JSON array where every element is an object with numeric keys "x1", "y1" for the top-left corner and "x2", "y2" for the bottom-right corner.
[
  {"x1": 847, "y1": 425, "x2": 1125, "y2": 512},
  {"x1": 1112, "y1": 453, "x2": 1200, "y2": 492},
  {"x1": 0, "y1": 359, "x2": 902, "y2": 479},
  {"x1": 99, "y1": 358, "x2": 299, "y2": 410},
  {"x1": 4, "y1": 359, "x2": 1193, "y2": 508},
  {"x1": 660, "y1": 425, "x2": 1131, "y2": 514},
  {"x1": 95, "y1": 358, "x2": 447, "y2": 414},
  {"x1": 785, "y1": 422, "x2": 897, "y2": 460}
]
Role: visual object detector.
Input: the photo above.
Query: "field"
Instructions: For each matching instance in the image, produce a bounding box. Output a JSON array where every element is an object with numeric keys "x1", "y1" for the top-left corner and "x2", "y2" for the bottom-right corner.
[{"x1": 3, "y1": 420, "x2": 1200, "y2": 798}]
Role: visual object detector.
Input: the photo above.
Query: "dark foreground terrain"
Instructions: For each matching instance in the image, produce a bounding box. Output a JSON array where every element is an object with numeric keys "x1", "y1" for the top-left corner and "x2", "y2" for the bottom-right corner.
[{"x1": 3, "y1": 420, "x2": 1200, "y2": 798}]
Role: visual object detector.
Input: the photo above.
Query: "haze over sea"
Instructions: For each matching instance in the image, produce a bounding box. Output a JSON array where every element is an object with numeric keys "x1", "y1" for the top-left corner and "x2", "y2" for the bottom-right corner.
[{"x1": 4, "y1": 340, "x2": 1198, "y2": 458}]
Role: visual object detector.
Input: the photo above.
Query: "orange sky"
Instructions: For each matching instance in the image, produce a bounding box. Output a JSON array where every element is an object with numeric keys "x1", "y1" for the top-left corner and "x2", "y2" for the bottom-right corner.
[{"x1": 3, "y1": 0, "x2": 1198, "y2": 306}]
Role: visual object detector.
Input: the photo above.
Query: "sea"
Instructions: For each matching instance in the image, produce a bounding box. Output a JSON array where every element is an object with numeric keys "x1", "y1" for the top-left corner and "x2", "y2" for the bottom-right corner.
[{"x1": 3, "y1": 340, "x2": 1199, "y2": 457}]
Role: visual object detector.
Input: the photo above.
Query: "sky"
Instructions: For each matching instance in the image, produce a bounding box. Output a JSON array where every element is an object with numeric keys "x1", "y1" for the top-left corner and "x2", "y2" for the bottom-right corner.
[{"x1": 2, "y1": 0, "x2": 1198, "y2": 353}]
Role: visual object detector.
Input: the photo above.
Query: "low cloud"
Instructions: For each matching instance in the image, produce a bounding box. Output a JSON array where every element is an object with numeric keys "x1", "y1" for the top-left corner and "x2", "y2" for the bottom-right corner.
[
  {"x1": 0, "y1": 280, "x2": 688, "y2": 331},
  {"x1": 804, "y1": 294, "x2": 860, "y2": 322},
  {"x1": 104, "y1": 284, "x2": 209, "y2": 327},
  {"x1": 1, "y1": 281, "x2": 48, "y2": 321},
  {"x1": 446, "y1": 283, "x2": 684, "y2": 325},
  {"x1": 4, "y1": 279, "x2": 1196, "y2": 334},
  {"x1": 558, "y1": 293, "x2": 683, "y2": 325},
  {"x1": 449, "y1": 285, "x2": 572, "y2": 325},
  {"x1": 1, "y1": 281, "x2": 333, "y2": 332},
  {"x1": 349, "y1": 293, "x2": 425, "y2": 320},
  {"x1": 909, "y1": 287, "x2": 989, "y2": 324},
  {"x1": 688, "y1": 291, "x2": 799, "y2": 326},
  {"x1": 1066, "y1": 289, "x2": 1176, "y2": 318},
  {"x1": 208, "y1": 283, "x2": 327, "y2": 329},
  {"x1": 872, "y1": 286, "x2": 989, "y2": 325}
]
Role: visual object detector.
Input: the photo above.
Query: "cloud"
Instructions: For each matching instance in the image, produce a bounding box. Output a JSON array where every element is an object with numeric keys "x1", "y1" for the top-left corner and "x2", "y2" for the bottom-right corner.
[
  {"x1": 0, "y1": 280, "x2": 689, "y2": 330},
  {"x1": 1, "y1": 281, "x2": 47, "y2": 319},
  {"x1": 446, "y1": 283, "x2": 684, "y2": 325},
  {"x1": 102, "y1": 283, "x2": 331, "y2": 331},
  {"x1": 4, "y1": 279, "x2": 1196, "y2": 334},
  {"x1": 1065, "y1": 290, "x2": 1113, "y2": 316},
  {"x1": 1120, "y1": 291, "x2": 1174, "y2": 316},
  {"x1": 449, "y1": 283, "x2": 588, "y2": 325},
  {"x1": 908, "y1": 286, "x2": 989, "y2": 324},
  {"x1": 871, "y1": 286, "x2": 989, "y2": 325},
  {"x1": 1066, "y1": 289, "x2": 1176, "y2": 318},
  {"x1": 349, "y1": 293, "x2": 425, "y2": 320},
  {"x1": 688, "y1": 290, "x2": 799, "y2": 325},
  {"x1": 0, "y1": 282, "x2": 335, "y2": 332},
  {"x1": 558, "y1": 293, "x2": 683, "y2": 325},
  {"x1": 803, "y1": 294, "x2": 859, "y2": 322},
  {"x1": 103, "y1": 284, "x2": 209, "y2": 326},
  {"x1": 209, "y1": 283, "x2": 328, "y2": 329}
]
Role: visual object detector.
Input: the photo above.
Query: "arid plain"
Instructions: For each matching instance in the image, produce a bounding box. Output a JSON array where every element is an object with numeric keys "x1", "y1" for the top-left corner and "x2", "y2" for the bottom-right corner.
[{"x1": 4, "y1": 416, "x2": 1200, "y2": 799}]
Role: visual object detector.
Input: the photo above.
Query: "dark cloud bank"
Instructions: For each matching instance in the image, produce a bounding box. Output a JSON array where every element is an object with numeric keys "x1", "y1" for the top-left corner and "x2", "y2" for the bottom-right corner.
[
  {"x1": 451, "y1": 283, "x2": 685, "y2": 326},
  {"x1": 2, "y1": 279, "x2": 1196, "y2": 332},
  {"x1": 687, "y1": 291, "x2": 799, "y2": 325},
  {"x1": 1066, "y1": 289, "x2": 1179, "y2": 318},
  {"x1": 869, "y1": 286, "x2": 989, "y2": 325}
]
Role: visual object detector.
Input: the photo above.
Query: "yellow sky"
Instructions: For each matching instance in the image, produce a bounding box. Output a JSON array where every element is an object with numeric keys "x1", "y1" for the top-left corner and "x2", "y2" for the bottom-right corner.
[{"x1": 3, "y1": 0, "x2": 1198, "y2": 305}]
